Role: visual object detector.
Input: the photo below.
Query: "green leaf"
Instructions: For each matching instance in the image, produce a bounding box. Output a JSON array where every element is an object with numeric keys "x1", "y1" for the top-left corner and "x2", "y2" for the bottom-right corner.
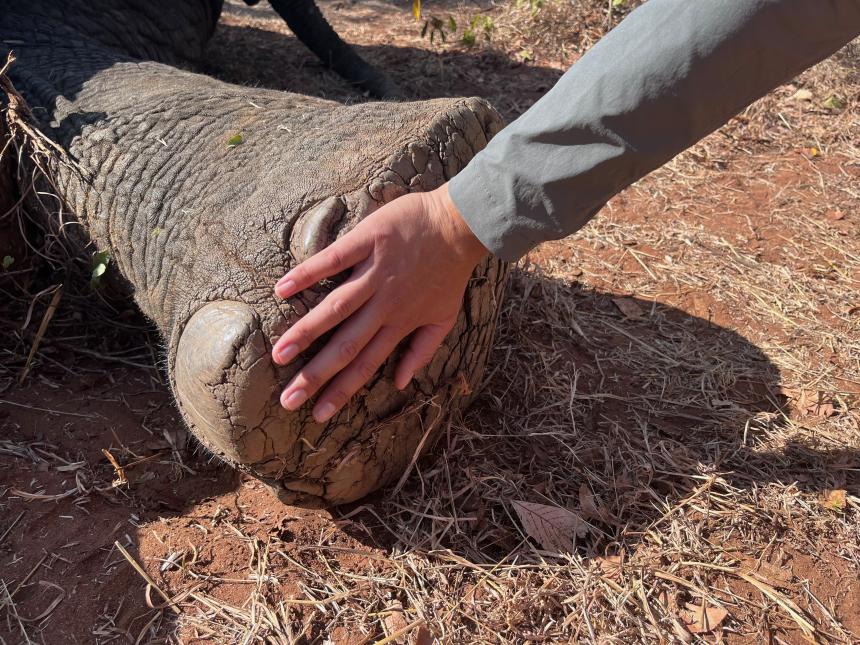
[
  {"x1": 612, "y1": 0, "x2": 626, "y2": 7},
  {"x1": 447, "y1": 15, "x2": 457, "y2": 31},
  {"x1": 481, "y1": 16, "x2": 494, "y2": 38},
  {"x1": 227, "y1": 133, "x2": 243, "y2": 148},
  {"x1": 2, "y1": 255, "x2": 13, "y2": 269},
  {"x1": 90, "y1": 250, "x2": 110, "y2": 285},
  {"x1": 91, "y1": 250, "x2": 110, "y2": 270},
  {"x1": 412, "y1": 0, "x2": 421, "y2": 21},
  {"x1": 822, "y1": 95, "x2": 845, "y2": 110}
]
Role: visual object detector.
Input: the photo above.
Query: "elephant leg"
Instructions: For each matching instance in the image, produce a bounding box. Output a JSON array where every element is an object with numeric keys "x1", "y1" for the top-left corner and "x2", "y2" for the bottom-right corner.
[
  {"x1": 2, "y1": 0, "x2": 507, "y2": 506},
  {"x1": 268, "y1": 0, "x2": 401, "y2": 99}
]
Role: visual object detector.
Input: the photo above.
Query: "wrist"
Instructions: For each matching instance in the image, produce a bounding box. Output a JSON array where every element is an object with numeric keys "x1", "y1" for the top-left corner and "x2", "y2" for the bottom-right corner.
[{"x1": 433, "y1": 183, "x2": 489, "y2": 266}]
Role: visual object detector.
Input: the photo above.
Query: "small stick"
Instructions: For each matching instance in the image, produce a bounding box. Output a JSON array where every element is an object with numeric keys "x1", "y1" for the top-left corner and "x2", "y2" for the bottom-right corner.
[
  {"x1": 389, "y1": 398, "x2": 442, "y2": 496},
  {"x1": 0, "y1": 399, "x2": 96, "y2": 418},
  {"x1": 0, "y1": 580, "x2": 32, "y2": 645},
  {"x1": 113, "y1": 541, "x2": 180, "y2": 615},
  {"x1": 0, "y1": 554, "x2": 47, "y2": 608},
  {"x1": 372, "y1": 618, "x2": 425, "y2": 645},
  {"x1": 279, "y1": 590, "x2": 352, "y2": 605},
  {"x1": 0, "y1": 511, "x2": 24, "y2": 545},
  {"x1": 18, "y1": 285, "x2": 62, "y2": 385},
  {"x1": 102, "y1": 449, "x2": 128, "y2": 487}
]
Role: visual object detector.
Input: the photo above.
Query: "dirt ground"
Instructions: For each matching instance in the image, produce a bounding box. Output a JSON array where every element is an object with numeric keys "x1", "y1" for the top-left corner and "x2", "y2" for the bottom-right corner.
[{"x1": 2, "y1": 0, "x2": 859, "y2": 643}]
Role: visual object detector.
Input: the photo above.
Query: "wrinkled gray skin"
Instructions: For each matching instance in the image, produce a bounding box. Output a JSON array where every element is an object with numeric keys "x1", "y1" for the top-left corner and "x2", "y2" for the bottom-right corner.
[{"x1": 0, "y1": 0, "x2": 507, "y2": 504}]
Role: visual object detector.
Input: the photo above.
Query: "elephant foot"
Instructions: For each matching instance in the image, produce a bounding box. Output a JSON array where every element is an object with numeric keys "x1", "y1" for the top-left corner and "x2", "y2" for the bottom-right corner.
[{"x1": 170, "y1": 97, "x2": 507, "y2": 506}]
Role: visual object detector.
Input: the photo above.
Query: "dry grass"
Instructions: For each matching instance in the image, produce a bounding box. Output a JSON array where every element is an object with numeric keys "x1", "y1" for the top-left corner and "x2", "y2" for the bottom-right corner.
[
  {"x1": 491, "y1": 0, "x2": 645, "y2": 65},
  {"x1": 2, "y1": 1, "x2": 858, "y2": 643}
]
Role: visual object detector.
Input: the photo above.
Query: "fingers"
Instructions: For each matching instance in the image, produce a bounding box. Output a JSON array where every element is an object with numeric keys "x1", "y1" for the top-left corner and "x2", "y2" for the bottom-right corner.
[
  {"x1": 275, "y1": 229, "x2": 370, "y2": 299},
  {"x1": 312, "y1": 326, "x2": 402, "y2": 423},
  {"x1": 272, "y1": 272, "x2": 373, "y2": 365},
  {"x1": 394, "y1": 319, "x2": 455, "y2": 390},
  {"x1": 279, "y1": 302, "x2": 389, "y2": 411}
]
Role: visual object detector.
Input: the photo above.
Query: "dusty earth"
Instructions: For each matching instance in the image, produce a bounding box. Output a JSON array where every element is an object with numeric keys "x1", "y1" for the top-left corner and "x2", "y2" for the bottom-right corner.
[{"x1": 2, "y1": 0, "x2": 859, "y2": 643}]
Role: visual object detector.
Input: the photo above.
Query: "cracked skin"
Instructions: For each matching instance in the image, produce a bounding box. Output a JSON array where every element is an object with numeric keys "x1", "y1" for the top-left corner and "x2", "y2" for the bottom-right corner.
[{"x1": 0, "y1": 0, "x2": 509, "y2": 504}]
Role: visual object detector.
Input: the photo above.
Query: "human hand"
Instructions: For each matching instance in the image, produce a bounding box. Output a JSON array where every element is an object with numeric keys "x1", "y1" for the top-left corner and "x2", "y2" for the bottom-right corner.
[{"x1": 272, "y1": 183, "x2": 488, "y2": 423}]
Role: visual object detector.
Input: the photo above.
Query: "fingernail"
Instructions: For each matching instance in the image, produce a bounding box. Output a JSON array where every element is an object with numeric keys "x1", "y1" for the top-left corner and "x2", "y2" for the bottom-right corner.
[
  {"x1": 276, "y1": 343, "x2": 300, "y2": 364},
  {"x1": 275, "y1": 278, "x2": 296, "y2": 297},
  {"x1": 282, "y1": 388, "x2": 307, "y2": 410},
  {"x1": 314, "y1": 402, "x2": 337, "y2": 423}
]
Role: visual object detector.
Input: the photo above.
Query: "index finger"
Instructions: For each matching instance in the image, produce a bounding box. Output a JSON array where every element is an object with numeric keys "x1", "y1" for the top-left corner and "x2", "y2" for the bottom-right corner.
[{"x1": 275, "y1": 229, "x2": 370, "y2": 299}]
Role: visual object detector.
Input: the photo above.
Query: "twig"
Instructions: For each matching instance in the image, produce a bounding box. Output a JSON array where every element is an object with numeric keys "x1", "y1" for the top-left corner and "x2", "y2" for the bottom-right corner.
[
  {"x1": 389, "y1": 397, "x2": 443, "y2": 496},
  {"x1": 18, "y1": 285, "x2": 63, "y2": 385},
  {"x1": 0, "y1": 510, "x2": 25, "y2": 546},
  {"x1": 372, "y1": 618, "x2": 425, "y2": 645},
  {"x1": 113, "y1": 541, "x2": 181, "y2": 615},
  {"x1": 0, "y1": 554, "x2": 47, "y2": 608}
]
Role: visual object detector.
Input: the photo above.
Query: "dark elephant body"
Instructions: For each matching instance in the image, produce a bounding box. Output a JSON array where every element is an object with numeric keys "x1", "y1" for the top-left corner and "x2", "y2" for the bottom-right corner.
[{"x1": 0, "y1": 0, "x2": 507, "y2": 504}]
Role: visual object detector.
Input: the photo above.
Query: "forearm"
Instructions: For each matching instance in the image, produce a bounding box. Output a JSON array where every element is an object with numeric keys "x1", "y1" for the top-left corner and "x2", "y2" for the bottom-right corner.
[{"x1": 449, "y1": 0, "x2": 860, "y2": 261}]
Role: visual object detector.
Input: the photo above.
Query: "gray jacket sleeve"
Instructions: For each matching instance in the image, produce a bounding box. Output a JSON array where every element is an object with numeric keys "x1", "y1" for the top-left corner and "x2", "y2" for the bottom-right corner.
[{"x1": 448, "y1": 0, "x2": 860, "y2": 262}]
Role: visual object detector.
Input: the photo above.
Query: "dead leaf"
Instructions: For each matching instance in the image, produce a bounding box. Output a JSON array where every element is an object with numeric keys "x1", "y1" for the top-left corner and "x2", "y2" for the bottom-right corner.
[
  {"x1": 814, "y1": 402, "x2": 836, "y2": 418},
  {"x1": 512, "y1": 500, "x2": 588, "y2": 553},
  {"x1": 612, "y1": 297, "x2": 645, "y2": 319},
  {"x1": 791, "y1": 390, "x2": 837, "y2": 418},
  {"x1": 579, "y1": 483, "x2": 603, "y2": 521},
  {"x1": 679, "y1": 603, "x2": 729, "y2": 634},
  {"x1": 414, "y1": 624, "x2": 435, "y2": 645},
  {"x1": 595, "y1": 554, "x2": 623, "y2": 580},
  {"x1": 821, "y1": 489, "x2": 846, "y2": 513},
  {"x1": 822, "y1": 95, "x2": 845, "y2": 110},
  {"x1": 791, "y1": 88, "x2": 813, "y2": 101},
  {"x1": 532, "y1": 480, "x2": 549, "y2": 495},
  {"x1": 826, "y1": 209, "x2": 846, "y2": 221},
  {"x1": 383, "y1": 602, "x2": 410, "y2": 642}
]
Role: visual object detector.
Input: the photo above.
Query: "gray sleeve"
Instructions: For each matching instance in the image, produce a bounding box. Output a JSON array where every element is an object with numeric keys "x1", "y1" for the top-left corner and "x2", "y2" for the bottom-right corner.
[{"x1": 448, "y1": 0, "x2": 860, "y2": 262}]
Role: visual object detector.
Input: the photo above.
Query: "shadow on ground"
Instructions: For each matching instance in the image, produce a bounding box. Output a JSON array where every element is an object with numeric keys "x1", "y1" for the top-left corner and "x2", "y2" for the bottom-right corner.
[
  {"x1": 204, "y1": 19, "x2": 564, "y2": 119},
  {"x1": 339, "y1": 268, "x2": 857, "y2": 561}
]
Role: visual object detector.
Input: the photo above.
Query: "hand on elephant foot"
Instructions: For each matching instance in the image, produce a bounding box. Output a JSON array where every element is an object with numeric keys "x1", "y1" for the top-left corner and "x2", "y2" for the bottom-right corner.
[
  {"x1": 271, "y1": 184, "x2": 489, "y2": 426},
  {"x1": 168, "y1": 97, "x2": 508, "y2": 506}
]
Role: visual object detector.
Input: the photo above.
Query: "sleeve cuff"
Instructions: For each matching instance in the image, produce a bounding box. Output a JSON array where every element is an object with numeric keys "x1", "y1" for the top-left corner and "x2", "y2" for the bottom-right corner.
[{"x1": 447, "y1": 160, "x2": 537, "y2": 263}]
